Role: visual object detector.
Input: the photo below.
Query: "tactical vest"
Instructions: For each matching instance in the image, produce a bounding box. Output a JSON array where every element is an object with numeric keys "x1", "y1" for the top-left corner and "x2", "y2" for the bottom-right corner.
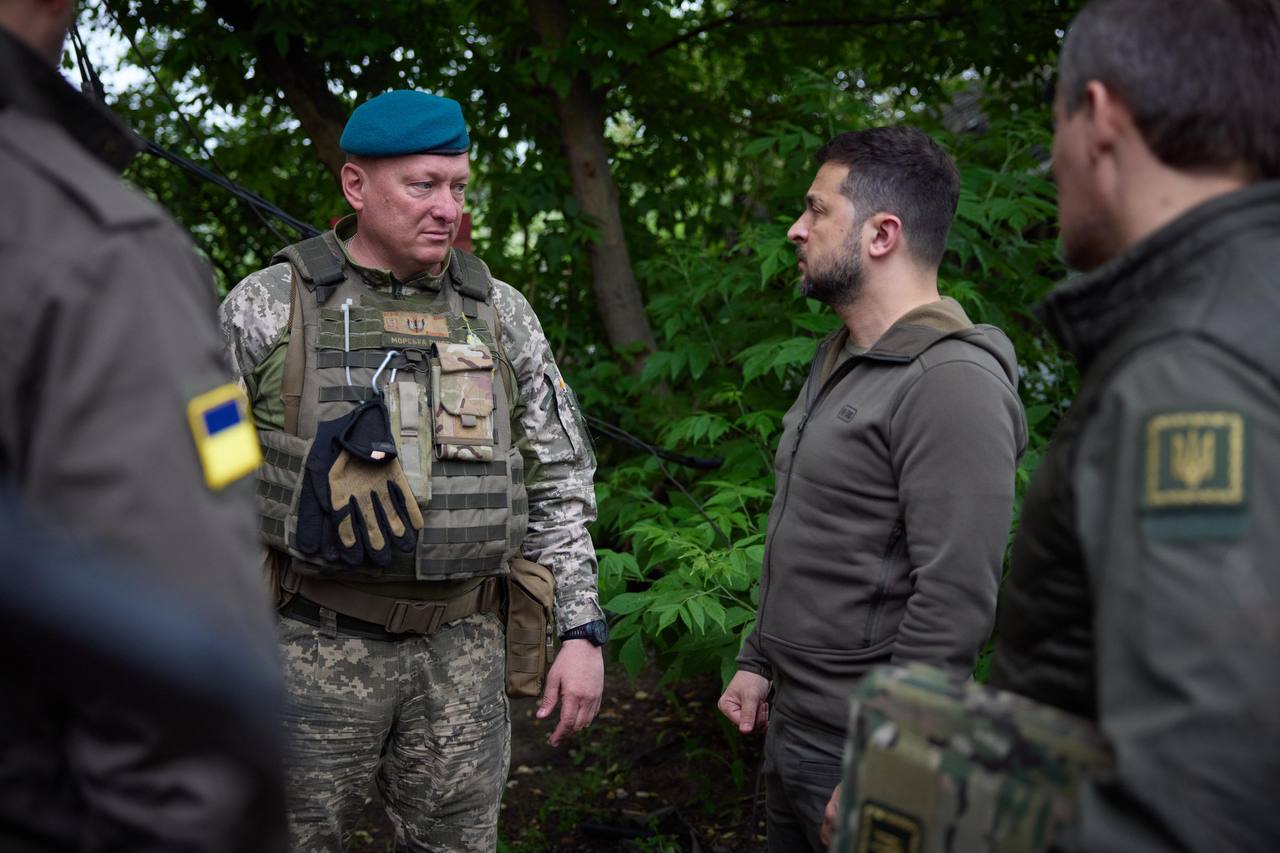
[{"x1": 253, "y1": 231, "x2": 527, "y2": 583}]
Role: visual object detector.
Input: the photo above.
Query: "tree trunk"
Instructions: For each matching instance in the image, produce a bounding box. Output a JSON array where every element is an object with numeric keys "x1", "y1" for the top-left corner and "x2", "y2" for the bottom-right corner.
[
  {"x1": 207, "y1": 0, "x2": 348, "y2": 180},
  {"x1": 525, "y1": 0, "x2": 657, "y2": 368}
]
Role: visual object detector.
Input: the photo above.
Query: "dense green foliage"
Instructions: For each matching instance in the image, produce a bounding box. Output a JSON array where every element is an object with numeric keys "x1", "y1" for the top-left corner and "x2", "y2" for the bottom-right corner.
[
  {"x1": 595, "y1": 102, "x2": 1072, "y2": 687},
  {"x1": 76, "y1": 0, "x2": 1080, "y2": 688}
]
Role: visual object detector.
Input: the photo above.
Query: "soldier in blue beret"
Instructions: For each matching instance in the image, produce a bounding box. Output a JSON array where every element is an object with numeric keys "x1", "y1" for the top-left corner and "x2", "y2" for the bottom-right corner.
[{"x1": 220, "y1": 89, "x2": 609, "y2": 851}]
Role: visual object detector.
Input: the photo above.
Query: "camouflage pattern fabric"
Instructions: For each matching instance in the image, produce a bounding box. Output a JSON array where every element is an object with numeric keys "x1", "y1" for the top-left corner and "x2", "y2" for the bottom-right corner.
[
  {"x1": 218, "y1": 253, "x2": 603, "y2": 630},
  {"x1": 434, "y1": 341, "x2": 496, "y2": 462},
  {"x1": 831, "y1": 664, "x2": 1112, "y2": 853},
  {"x1": 278, "y1": 612, "x2": 509, "y2": 852}
]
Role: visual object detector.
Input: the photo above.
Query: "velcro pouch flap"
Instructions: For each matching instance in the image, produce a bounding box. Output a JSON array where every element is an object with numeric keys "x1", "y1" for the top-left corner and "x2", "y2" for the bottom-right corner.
[{"x1": 437, "y1": 343, "x2": 495, "y2": 418}]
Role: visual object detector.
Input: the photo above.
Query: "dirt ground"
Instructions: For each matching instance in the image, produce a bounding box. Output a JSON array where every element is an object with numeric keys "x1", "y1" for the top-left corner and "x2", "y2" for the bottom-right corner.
[{"x1": 351, "y1": 661, "x2": 768, "y2": 852}]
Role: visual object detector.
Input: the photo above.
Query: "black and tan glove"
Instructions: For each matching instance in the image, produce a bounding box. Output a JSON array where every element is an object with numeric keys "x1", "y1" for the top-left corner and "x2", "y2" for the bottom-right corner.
[
  {"x1": 328, "y1": 399, "x2": 424, "y2": 567},
  {"x1": 295, "y1": 400, "x2": 423, "y2": 567}
]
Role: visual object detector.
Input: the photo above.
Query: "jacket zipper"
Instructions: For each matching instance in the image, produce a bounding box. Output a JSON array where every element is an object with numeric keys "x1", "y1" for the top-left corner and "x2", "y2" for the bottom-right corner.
[
  {"x1": 862, "y1": 520, "x2": 905, "y2": 647},
  {"x1": 757, "y1": 342, "x2": 863, "y2": 636}
]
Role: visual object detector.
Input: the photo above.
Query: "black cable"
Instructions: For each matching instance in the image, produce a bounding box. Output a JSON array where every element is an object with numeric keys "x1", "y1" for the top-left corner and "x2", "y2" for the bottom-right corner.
[
  {"x1": 586, "y1": 415, "x2": 732, "y2": 549},
  {"x1": 585, "y1": 414, "x2": 723, "y2": 470},
  {"x1": 143, "y1": 140, "x2": 320, "y2": 238},
  {"x1": 69, "y1": 21, "x2": 106, "y2": 102},
  {"x1": 97, "y1": 0, "x2": 292, "y2": 247}
]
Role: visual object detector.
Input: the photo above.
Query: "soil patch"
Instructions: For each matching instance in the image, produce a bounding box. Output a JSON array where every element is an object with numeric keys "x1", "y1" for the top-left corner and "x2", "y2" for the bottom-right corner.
[{"x1": 351, "y1": 661, "x2": 767, "y2": 852}]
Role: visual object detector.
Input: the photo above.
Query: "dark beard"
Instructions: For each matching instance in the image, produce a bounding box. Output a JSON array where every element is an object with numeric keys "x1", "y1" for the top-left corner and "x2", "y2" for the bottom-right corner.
[{"x1": 799, "y1": 237, "x2": 863, "y2": 308}]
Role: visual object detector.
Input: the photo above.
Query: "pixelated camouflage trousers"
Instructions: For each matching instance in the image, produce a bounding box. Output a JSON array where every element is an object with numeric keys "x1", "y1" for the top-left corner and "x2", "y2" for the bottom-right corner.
[{"x1": 278, "y1": 611, "x2": 510, "y2": 853}]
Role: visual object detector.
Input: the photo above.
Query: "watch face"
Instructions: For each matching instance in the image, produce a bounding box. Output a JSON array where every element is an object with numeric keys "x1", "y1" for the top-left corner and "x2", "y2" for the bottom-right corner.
[{"x1": 564, "y1": 620, "x2": 608, "y2": 646}]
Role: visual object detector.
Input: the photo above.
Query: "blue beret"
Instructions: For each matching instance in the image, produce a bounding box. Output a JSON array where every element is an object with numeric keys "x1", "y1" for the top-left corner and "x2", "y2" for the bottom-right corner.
[{"x1": 339, "y1": 90, "x2": 469, "y2": 157}]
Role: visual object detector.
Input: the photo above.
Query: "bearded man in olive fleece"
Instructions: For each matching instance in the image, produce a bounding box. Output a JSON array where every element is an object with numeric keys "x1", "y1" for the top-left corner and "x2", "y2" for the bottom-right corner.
[{"x1": 718, "y1": 127, "x2": 1026, "y2": 852}]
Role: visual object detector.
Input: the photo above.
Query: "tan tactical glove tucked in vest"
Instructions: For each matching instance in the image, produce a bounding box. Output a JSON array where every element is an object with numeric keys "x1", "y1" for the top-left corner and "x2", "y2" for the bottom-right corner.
[{"x1": 329, "y1": 449, "x2": 425, "y2": 553}]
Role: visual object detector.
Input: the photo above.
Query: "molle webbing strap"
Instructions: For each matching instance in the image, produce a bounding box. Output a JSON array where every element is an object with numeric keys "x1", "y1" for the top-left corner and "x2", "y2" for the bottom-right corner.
[
  {"x1": 420, "y1": 524, "x2": 509, "y2": 545},
  {"x1": 282, "y1": 278, "x2": 306, "y2": 435},
  {"x1": 435, "y1": 459, "x2": 513, "y2": 479},
  {"x1": 427, "y1": 491, "x2": 510, "y2": 511},
  {"x1": 448, "y1": 249, "x2": 492, "y2": 303},
  {"x1": 420, "y1": 554, "x2": 507, "y2": 575},
  {"x1": 292, "y1": 235, "x2": 346, "y2": 302},
  {"x1": 257, "y1": 481, "x2": 291, "y2": 506},
  {"x1": 261, "y1": 517, "x2": 286, "y2": 540},
  {"x1": 317, "y1": 351, "x2": 423, "y2": 370},
  {"x1": 319, "y1": 385, "x2": 377, "y2": 403},
  {"x1": 261, "y1": 444, "x2": 304, "y2": 473}
]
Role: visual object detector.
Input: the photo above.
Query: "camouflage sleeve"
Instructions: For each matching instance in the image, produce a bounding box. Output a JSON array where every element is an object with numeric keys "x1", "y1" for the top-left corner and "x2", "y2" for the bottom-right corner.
[
  {"x1": 1073, "y1": 339, "x2": 1280, "y2": 851},
  {"x1": 491, "y1": 279, "x2": 603, "y2": 631},
  {"x1": 217, "y1": 262, "x2": 293, "y2": 378}
]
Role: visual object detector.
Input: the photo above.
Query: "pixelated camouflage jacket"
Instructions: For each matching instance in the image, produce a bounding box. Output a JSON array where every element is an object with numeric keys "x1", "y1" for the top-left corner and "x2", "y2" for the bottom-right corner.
[{"x1": 219, "y1": 234, "x2": 604, "y2": 630}]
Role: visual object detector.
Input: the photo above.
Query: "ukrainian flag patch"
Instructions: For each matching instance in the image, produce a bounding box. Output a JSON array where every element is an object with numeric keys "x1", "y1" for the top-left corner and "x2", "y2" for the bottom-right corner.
[{"x1": 187, "y1": 383, "x2": 261, "y2": 490}]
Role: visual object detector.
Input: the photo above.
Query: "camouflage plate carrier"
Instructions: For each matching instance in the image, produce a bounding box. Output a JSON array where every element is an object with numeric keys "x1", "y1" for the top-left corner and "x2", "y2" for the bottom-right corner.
[
  {"x1": 831, "y1": 664, "x2": 1113, "y2": 853},
  {"x1": 254, "y1": 231, "x2": 527, "y2": 583}
]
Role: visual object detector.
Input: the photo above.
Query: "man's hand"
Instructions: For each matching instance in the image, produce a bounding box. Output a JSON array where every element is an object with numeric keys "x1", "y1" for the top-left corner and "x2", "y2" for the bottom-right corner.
[
  {"x1": 717, "y1": 670, "x2": 770, "y2": 734},
  {"x1": 536, "y1": 640, "x2": 604, "y2": 746},
  {"x1": 820, "y1": 783, "x2": 842, "y2": 848}
]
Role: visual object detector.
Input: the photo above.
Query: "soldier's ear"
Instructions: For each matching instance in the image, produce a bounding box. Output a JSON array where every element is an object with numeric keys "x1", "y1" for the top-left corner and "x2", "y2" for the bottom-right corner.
[
  {"x1": 1080, "y1": 80, "x2": 1128, "y2": 160},
  {"x1": 341, "y1": 161, "x2": 368, "y2": 212}
]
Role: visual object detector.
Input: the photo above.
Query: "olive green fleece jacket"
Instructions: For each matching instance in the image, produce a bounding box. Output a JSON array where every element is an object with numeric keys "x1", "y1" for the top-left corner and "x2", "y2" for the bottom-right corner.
[{"x1": 738, "y1": 297, "x2": 1027, "y2": 732}]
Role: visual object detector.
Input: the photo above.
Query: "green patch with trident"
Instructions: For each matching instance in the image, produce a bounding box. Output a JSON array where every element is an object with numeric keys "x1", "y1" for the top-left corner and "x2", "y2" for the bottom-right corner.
[{"x1": 1141, "y1": 411, "x2": 1248, "y2": 541}]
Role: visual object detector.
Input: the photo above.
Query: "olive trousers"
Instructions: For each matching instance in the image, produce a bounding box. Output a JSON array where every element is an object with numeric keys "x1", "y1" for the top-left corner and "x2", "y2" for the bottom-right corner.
[{"x1": 763, "y1": 711, "x2": 845, "y2": 853}]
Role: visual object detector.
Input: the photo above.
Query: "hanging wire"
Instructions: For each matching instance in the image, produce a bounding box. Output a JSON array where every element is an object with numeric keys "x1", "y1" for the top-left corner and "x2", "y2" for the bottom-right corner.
[
  {"x1": 585, "y1": 415, "x2": 732, "y2": 549},
  {"x1": 96, "y1": 0, "x2": 294, "y2": 246},
  {"x1": 69, "y1": 20, "x2": 106, "y2": 101},
  {"x1": 143, "y1": 140, "x2": 321, "y2": 238}
]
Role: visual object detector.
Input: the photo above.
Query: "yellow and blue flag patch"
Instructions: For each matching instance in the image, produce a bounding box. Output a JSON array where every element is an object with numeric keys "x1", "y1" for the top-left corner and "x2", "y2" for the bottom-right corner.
[{"x1": 187, "y1": 383, "x2": 261, "y2": 490}]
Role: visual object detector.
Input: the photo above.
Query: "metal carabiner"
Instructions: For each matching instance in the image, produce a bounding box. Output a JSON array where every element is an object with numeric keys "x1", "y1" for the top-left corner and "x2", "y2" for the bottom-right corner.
[{"x1": 370, "y1": 350, "x2": 399, "y2": 397}]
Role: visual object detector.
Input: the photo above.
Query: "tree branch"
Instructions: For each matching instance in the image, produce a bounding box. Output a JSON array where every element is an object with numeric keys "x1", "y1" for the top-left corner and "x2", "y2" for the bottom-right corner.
[
  {"x1": 642, "y1": 7, "x2": 976, "y2": 63},
  {"x1": 205, "y1": 0, "x2": 350, "y2": 181}
]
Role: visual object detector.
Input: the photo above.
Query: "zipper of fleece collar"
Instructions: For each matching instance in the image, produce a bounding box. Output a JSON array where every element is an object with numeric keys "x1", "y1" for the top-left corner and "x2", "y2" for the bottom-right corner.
[{"x1": 758, "y1": 343, "x2": 896, "y2": 636}]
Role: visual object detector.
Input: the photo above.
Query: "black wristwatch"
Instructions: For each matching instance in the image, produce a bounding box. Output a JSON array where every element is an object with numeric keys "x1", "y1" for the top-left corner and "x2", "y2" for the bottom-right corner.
[{"x1": 559, "y1": 619, "x2": 608, "y2": 647}]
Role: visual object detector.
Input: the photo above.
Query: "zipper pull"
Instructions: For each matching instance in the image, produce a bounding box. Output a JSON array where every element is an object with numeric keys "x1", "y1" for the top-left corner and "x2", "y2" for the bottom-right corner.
[{"x1": 793, "y1": 413, "x2": 809, "y2": 452}]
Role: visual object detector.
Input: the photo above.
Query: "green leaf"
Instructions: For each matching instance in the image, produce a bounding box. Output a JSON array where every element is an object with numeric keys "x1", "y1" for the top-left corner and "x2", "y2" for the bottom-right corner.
[
  {"x1": 687, "y1": 343, "x2": 713, "y2": 380},
  {"x1": 604, "y1": 592, "x2": 650, "y2": 615},
  {"x1": 686, "y1": 597, "x2": 707, "y2": 633},
  {"x1": 618, "y1": 634, "x2": 645, "y2": 678}
]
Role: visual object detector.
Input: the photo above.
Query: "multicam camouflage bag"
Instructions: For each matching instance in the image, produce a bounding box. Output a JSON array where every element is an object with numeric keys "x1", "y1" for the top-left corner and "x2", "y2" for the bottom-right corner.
[
  {"x1": 830, "y1": 664, "x2": 1112, "y2": 853},
  {"x1": 432, "y1": 341, "x2": 496, "y2": 462}
]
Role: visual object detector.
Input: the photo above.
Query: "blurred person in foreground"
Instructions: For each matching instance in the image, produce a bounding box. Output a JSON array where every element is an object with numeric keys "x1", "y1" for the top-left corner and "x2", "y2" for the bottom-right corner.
[
  {"x1": 0, "y1": 0, "x2": 285, "y2": 850},
  {"x1": 984, "y1": 0, "x2": 1280, "y2": 849},
  {"x1": 718, "y1": 126, "x2": 1026, "y2": 852}
]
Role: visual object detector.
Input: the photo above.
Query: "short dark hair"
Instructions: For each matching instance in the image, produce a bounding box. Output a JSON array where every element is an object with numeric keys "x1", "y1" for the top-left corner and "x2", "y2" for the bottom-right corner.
[
  {"x1": 814, "y1": 127, "x2": 960, "y2": 269},
  {"x1": 1059, "y1": 0, "x2": 1280, "y2": 178}
]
